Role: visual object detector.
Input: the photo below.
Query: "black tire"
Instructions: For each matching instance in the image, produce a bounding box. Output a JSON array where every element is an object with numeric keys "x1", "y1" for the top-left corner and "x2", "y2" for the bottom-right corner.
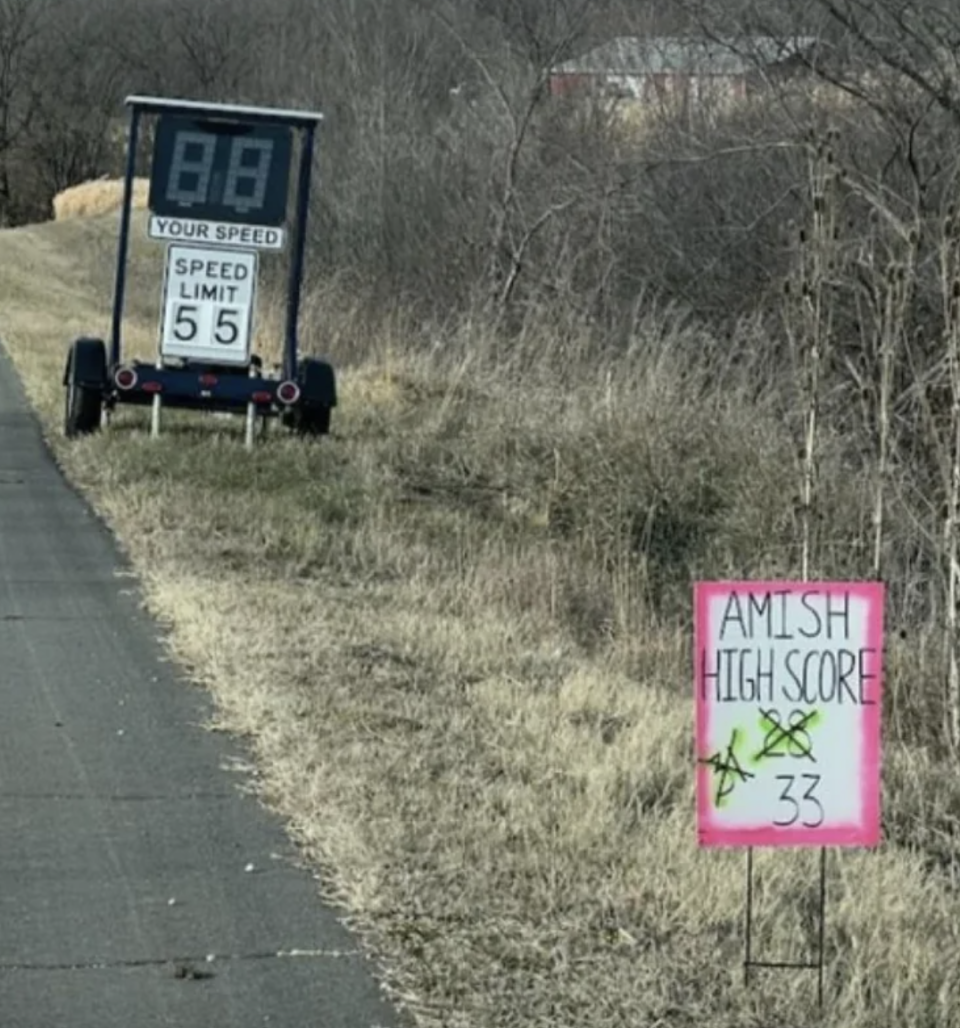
[
  {"x1": 290, "y1": 357, "x2": 336, "y2": 437},
  {"x1": 298, "y1": 405, "x2": 331, "y2": 436},
  {"x1": 282, "y1": 404, "x2": 330, "y2": 437},
  {"x1": 63, "y1": 338, "x2": 106, "y2": 438},
  {"x1": 64, "y1": 379, "x2": 102, "y2": 438}
]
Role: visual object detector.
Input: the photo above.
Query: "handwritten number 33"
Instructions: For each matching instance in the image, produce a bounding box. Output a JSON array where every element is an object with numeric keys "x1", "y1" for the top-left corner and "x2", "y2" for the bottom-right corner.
[{"x1": 774, "y1": 773, "x2": 824, "y2": 828}]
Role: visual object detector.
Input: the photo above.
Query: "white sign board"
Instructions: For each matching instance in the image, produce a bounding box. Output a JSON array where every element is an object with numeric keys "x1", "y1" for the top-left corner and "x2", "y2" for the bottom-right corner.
[
  {"x1": 149, "y1": 214, "x2": 285, "y2": 252},
  {"x1": 695, "y1": 581, "x2": 883, "y2": 849},
  {"x1": 159, "y1": 245, "x2": 258, "y2": 366}
]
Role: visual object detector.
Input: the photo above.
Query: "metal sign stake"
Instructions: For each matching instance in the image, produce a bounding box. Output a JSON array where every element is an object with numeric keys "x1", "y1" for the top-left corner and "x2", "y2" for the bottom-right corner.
[{"x1": 743, "y1": 844, "x2": 829, "y2": 1012}]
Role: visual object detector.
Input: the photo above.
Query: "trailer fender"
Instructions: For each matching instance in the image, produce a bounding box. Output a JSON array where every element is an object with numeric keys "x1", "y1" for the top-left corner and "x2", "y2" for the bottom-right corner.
[
  {"x1": 298, "y1": 357, "x2": 337, "y2": 409},
  {"x1": 64, "y1": 337, "x2": 108, "y2": 389}
]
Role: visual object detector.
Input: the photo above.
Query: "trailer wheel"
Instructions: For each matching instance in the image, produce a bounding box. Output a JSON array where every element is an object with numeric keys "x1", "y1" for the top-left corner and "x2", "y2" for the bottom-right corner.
[
  {"x1": 291, "y1": 357, "x2": 336, "y2": 437},
  {"x1": 298, "y1": 405, "x2": 331, "y2": 436},
  {"x1": 63, "y1": 337, "x2": 106, "y2": 438}
]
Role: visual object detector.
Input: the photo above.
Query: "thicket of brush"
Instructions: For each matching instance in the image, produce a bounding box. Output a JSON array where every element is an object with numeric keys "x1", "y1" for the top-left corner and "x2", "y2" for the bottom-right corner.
[
  {"x1": 6, "y1": 202, "x2": 960, "y2": 1024},
  {"x1": 8, "y1": 0, "x2": 960, "y2": 753}
]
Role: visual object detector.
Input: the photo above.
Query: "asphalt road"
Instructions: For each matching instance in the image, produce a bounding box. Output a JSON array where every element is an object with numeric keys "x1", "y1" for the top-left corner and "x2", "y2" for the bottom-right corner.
[{"x1": 0, "y1": 346, "x2": 402, "y2": 1028}]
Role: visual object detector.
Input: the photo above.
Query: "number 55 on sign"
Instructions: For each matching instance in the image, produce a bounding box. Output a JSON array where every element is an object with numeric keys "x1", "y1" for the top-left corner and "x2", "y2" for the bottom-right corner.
[{"x1": 159, "y1": 244, "x2": 258, "y2": 366}]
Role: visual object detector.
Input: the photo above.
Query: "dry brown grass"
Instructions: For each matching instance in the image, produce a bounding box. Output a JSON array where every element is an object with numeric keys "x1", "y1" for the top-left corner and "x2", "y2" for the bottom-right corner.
[
  {"x1": 52, "y1": 176, "x2": 149, "y2": 221},
  {"x1": 1, "y1": 210, "x2": 959, "y2": 1028}
]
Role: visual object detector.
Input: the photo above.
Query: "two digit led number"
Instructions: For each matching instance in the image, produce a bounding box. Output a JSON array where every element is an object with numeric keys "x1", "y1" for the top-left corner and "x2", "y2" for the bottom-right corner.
[{"x1": 165, "y1": 131, "x2": 274, "y2": 215}]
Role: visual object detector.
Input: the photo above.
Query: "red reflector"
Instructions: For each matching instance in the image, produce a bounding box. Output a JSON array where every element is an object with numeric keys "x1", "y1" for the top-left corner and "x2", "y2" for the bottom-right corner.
[
  {"x1": 251, "y1": 391, "x2": 272, "y2": 403},
  {"x1": 115, "y1": 368, "x2": 137, "y2": 389},
  {"x1": 277, "y1": 381, "x2": 300, "y2": 404},
  {"x1": 142, "y1": 382, "x2": 162, "y2": 394},
  {"x1": 198, "y1": 374, "x2": 218, "y2": 387}
]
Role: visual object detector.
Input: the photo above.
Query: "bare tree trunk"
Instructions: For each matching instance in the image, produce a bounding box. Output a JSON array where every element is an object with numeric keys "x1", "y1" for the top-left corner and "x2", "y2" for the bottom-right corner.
[
  {"x1": 941, "y1": 207, "x2": 960, "y2": 750},
  {"x1": 789, "y1": 137, "x2": 839, "y2": 581}
]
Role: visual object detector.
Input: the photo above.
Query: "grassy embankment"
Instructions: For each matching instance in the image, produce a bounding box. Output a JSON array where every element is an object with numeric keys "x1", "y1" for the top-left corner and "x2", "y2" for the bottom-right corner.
[{"x1": 1, "y1": 188, "x2": 958, "y2": 1028}]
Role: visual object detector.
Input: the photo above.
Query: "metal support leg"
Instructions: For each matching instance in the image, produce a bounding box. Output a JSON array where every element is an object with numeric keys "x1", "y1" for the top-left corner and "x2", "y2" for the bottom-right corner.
[
  {"x1": 150, "y1": 357, "x2": 164, "y2": 439},
  {"x1": 816, "y1": 845, "x2": 827, "y2": 1010},
  {"x1": 742, "y1": 845, "x2": 829, "y2": 1013},
  {"x1": 150, "y1": 394, "x2": 162, "y2": 438},
  {"x1": 244, "y1": 402, "x2": 256, "y2": 450},
  {"x1": 744, "y1": 846, "x2": 754, "y2": 988}
]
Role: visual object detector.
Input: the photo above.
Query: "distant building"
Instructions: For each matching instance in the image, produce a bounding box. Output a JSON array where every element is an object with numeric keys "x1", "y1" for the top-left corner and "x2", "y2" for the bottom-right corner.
[{"x1": 549, "y1": 35, "x2": 819, "y2": 110}]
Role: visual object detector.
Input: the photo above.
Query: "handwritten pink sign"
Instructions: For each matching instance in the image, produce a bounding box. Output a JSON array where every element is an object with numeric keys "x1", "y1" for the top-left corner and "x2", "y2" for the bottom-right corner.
[{"x1": 695, "y1": 581, "x2": 883, "y2": 848}]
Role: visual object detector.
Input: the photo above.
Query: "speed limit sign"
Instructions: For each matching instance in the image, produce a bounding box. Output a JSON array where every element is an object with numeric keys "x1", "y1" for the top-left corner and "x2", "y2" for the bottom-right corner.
[{"x1": 158, "y1": 244, "x2": 258, "y2": 365}]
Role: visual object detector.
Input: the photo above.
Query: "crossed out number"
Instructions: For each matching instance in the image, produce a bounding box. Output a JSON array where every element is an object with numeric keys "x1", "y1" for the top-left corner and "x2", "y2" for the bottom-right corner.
[
  {"x1": 773, "y1": 772, "x2": 824, "y2": 828},
  {"x1": 758, "y1": 708, "x2": 824, "y2": 828},
  {"x1": 703, "y1": 708, "x2": 826, "y2": 830},
  {"x1": 757, "y1": 707, "x2": 815, "y2": 761}
]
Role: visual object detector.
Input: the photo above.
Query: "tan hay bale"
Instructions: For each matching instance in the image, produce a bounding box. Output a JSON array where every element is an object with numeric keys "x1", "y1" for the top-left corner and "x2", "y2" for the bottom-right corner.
[{"x1": 52, "y1": 177, "x2": 149, "y2": 221}]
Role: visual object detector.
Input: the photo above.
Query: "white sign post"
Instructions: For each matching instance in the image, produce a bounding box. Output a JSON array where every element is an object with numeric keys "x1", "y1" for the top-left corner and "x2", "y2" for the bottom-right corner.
[{"x1": 158, "y1": 244, "x2": 258, "y2": 366}]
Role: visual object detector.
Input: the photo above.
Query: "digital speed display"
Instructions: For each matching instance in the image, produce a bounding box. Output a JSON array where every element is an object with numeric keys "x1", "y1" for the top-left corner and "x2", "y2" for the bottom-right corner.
[{"x1": 149, "y1": 115, "x2": 293, "y2": 226}]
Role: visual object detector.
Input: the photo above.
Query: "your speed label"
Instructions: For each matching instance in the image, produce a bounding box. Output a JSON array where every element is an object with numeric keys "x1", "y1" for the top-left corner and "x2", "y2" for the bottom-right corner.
[{"x1": 158, "y1": 244, "x2": 258, "y2": 365}]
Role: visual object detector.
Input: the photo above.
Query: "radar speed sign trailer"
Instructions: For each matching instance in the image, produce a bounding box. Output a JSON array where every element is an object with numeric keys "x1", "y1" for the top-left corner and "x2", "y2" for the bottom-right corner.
[{"x1": 62, "y1": 95, "x2": 336, "y2": 447}]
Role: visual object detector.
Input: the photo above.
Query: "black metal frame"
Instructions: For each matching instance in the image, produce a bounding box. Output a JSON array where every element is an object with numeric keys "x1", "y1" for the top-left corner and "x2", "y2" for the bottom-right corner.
[
  {"x1": 108, "y1": 95, "x2": 323, "y2": 413},
  {"x1": 743, "y1": 844, "x2": 828, "y2": 1011}
]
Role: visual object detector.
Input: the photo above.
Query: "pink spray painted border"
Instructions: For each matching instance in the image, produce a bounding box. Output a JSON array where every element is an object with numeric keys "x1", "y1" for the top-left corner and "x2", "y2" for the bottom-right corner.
[{"x1": 694, "y1": 580, "x2": 884, "y2": 848}]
